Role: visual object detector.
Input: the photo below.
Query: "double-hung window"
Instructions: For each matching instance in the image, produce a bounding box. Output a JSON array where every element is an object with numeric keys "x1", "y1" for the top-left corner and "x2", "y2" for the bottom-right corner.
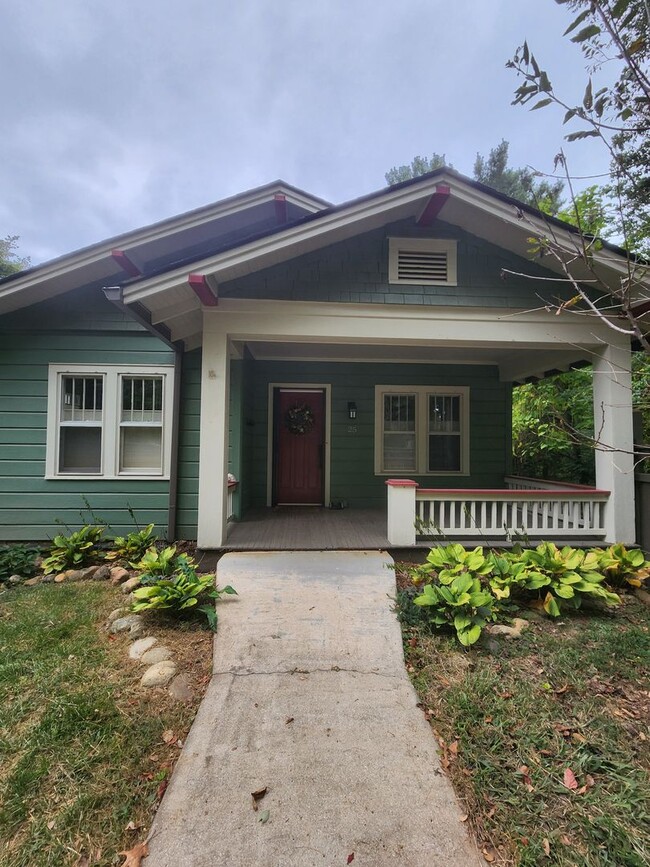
[
  {"x1": 375, "y1": 385, "x2": 469, "y2": 475},
  {"x1": 46, "y1": 365, "x2": 174, "y2": 479}
]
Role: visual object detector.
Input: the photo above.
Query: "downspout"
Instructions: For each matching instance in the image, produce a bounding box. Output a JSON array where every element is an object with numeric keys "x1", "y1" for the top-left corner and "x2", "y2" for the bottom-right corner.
[{"x1": 103, "y1": 285, "x2": 184, "y2": 542}]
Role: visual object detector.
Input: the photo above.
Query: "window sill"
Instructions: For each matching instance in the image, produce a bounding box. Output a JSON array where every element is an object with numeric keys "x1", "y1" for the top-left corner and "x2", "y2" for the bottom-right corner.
[{"x1": 45, "y1": 474, "x2": 170, "y2": 482}]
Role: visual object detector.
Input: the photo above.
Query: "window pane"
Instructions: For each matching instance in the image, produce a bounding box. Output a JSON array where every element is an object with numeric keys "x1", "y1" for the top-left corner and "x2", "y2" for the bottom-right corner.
[
  {"x1": 120, "y1": 427, "x2": 162, "y2": 472},
  {"x1": 121, "y1": 376, "x2": 163, "y2": 423},
  {"x1": 59, "y1": 427, "x2": 102, "y2": 473},
  {"x1": 384, "y1": 394, "x2": 415, "y2": 431},
  {"x1": 383, "y1": 433, "x2": 416, "y2": 471},
  {"x1": 428, "y1": 434, "x2": 461, "y2": 472},
  {"x1": 429, "y1": 395, "x2": 460, "y2": 433},
  {"x1": 61, "y1": 376, "x2": 103, "y2": 422}
]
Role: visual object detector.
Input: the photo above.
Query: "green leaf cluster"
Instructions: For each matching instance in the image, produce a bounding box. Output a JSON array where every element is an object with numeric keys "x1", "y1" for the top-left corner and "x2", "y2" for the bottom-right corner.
[
  {"x1": 131, "y1": 559, "x2": 236, "y2": 631},
  {"x1": 135, "y1": 545, "x2": 195, "y2": 580},
  {"x1": 407, "y1": 539, "x2": 645, "y2": 645},
  {"x1": 414, "y1": 573, "x2": 495, "y2": 646},
  {"x1": 41, "y1": 525, "x2": 104, "y2": 575},
  {"x1": 0, "y1": 545, "x2": 39, "y2": 583},
  {"x1": 105, "y1": 524, "x2": 158, "y2": 565}
]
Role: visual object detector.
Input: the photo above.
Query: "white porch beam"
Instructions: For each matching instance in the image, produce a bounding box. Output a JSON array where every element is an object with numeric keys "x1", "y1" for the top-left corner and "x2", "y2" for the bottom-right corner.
[
  {"x1": 592, "y1": 342, "x2": 635, "y2": 543},
  {"x1": 197, "y1": 329, "x2": 230, "y2": 548},
  {"x1": 202, "y1": 299, "x2": 614, "y2": 350}
]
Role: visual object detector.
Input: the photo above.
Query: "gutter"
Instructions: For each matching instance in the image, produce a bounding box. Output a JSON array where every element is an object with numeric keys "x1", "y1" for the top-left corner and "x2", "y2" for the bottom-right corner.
[{"x1": 103, "y1": 286, "x2": 184, "y2": 542}]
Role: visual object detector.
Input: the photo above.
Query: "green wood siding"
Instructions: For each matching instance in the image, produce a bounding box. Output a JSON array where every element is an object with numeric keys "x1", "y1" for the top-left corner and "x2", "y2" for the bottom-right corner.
[
  {"x1": 0, "y1": 290, "x2": 177, "y2": 541},
  {"x1": 220, "y1": 218, "x2": 571, "y2": 309},
  {"x1": 241, "y1": 360, "x2": 510, "y2": 510},
  {"x1": 175, "y1": 350, "x2": 201, "y2": 539}
]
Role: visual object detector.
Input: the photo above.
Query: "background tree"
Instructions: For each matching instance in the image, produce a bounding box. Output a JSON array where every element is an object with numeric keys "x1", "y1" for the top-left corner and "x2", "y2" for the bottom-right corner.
[
  {"x1": 385, "y1": 140, "x2": 565, "y2": 214},
  {"x1": 507, "y1": 0, "x2": 650, "y2": 350},
  {"x1": 385, "y1": 153, "x2": 449, "y2": 185},
  {"x1": 0, "y1": 235, "x2": 30, "y2": 279}
]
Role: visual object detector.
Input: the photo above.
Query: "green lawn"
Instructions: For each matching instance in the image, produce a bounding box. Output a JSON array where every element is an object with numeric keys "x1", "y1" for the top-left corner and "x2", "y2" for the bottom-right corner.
[
  {"x1": 0, "y1": 582, "x2": 207, "y2": 867},
  {"x1": 398, "y1": 586, "x2": 650, "y2": 866}
]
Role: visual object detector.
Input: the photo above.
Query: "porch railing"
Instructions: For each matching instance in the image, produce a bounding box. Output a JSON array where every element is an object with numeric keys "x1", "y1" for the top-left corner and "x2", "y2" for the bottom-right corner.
[{"x1": 386, "y1": 479, "x2": 609, "y2": 547}]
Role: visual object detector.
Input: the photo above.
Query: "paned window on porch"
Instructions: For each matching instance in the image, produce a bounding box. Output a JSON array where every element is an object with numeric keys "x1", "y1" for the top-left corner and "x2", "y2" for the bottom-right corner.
[{"x1": 383, "y1": 394, "x2": 416, "y2": 471}]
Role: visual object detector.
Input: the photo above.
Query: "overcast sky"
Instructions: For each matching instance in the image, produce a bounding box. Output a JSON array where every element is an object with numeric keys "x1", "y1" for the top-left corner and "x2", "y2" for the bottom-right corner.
[{"x1": 0, "y1": 0, "x2": 610, "y2": 265}]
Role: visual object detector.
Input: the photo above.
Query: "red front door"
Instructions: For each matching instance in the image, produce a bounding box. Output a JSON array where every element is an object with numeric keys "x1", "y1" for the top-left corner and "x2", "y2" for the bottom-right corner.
[{"x1": 274, "y1": 389, "x2": 325, "y2": 505}]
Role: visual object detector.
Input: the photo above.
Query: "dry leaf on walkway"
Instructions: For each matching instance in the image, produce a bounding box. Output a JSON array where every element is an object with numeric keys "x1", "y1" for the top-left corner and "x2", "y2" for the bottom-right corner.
[
  {"x1": 259, "y1": 809, "x2": 270, "y2": 824},
  {"x1": 251, "y1": 786, "x2": 268, "y2": 811},
  {"x1": 119, "y1": 842, "x2": 149, "y2": 867},
  {"x1": 347, "y1": 854, "x2": 355, "y2": 864}
]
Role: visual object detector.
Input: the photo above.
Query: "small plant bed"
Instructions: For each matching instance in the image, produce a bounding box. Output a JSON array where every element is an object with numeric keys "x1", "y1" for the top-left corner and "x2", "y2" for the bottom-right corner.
[
  {"x1": 0, "y1": 580, "x2": 213, "y2": 866},
  {"x1": 396, "y1": 546, "x2": 650, "y2": 866}
]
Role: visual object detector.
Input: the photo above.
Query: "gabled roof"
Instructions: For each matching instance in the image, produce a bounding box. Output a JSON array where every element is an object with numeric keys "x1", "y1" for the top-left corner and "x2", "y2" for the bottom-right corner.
[
  {"x1": 1, "y1": 168, "x2": 641, "y2": 352},
  {"x1": 0, "y1": 180, "x2": 329, "y2": 312}
]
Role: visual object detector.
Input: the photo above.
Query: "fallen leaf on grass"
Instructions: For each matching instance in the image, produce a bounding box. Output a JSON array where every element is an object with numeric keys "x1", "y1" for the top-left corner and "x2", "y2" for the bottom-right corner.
[
  {"x1": 563, "y1": 768, "x2": 578, "y2": 790},
  {"x1": 124, "y1": 820, "x2": 141, "y2": 832},
  {"x1": 482, "y1": 845, "x2": 497, "y2": 862},
  {"x1": 542, "y1": 837, "x2": 551, "y2": 856},
  {"x1": 156, "y1": 780, "x2": 168, "y2": 801},
  {"x1": 259, "y1": 809, "x2": 270, "y2": 824},
  {"x1": 75, "y1": 857, "x2": 90, "y2": 867},
  {"x1": 161, "y1": 730, "x2": 177, "y2": 745},
  {"x1": 518, "y1": 765, "x2": 534, "y2": 791},
  {"x1": 553, "y1": 684, "x2": 569, "y2": 695},
  {"x1": 46, "y1": 819, "x2": 55, "y2": 830},
  {"x1": 119, "y1": 842, "x2": 149, "y2": 867}
]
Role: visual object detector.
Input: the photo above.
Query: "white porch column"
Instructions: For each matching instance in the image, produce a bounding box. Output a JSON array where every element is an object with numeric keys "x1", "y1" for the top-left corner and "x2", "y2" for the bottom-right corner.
[
  {"x1": 592, "y1": 341, "x2": 635, "y2": 543},
  {"x1": 386, "y1": 479, "x2": 418, "y2": 546},
  {"x1": 197, "y1": 329, "x2": 230, "y2": 548}
]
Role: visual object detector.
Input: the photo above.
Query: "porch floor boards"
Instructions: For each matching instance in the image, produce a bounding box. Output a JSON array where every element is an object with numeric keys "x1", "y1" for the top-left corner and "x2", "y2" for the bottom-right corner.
[
  {"x1": 221, "y1": 507, "x2": 603, "y2": 552},
  {"x1": 225, "y1": 507, "x2": 392, "y2": 551}
]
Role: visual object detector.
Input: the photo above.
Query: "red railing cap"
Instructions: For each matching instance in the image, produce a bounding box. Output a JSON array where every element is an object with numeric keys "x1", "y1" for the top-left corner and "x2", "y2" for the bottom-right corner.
[{"x1": 385, "y1": 479, "x2": 419, "y2": 488}]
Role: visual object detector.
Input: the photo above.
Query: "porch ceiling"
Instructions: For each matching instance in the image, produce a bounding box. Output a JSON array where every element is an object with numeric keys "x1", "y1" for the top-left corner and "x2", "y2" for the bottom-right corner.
[{"x1": 239, "y1": 339, "x2": 589, "y2": 383}]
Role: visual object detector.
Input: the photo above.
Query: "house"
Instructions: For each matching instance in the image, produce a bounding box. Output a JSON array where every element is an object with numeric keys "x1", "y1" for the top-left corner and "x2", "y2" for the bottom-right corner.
[{"x1": 0, "y1": 169, "x2": 637, "y2": 549}]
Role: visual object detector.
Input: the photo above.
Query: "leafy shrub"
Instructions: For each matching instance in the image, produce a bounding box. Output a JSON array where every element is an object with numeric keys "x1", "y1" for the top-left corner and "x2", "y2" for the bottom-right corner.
[
  {"x1": 131, "y1": 560, "x2": 236, "y2": 629},
  {"x1": 41, "y1": 525, "x2": 105, "y2": 575},
  {"x1": 135, "y1": 545, "x2": 196, "y2": 582},
  {"x1": 105, "y1": 524, "x2": 158, "y2": 565},
  {"x1": 594, "y1": 544, "x2": 650, "y2": 589},
  {"x1": 519, "y1": 542, "x2": 620, "y2": 617},
  {"x1": 0, "y1": 545, "x2": 39, "y2": 583},
  {"x1": 414, "y1": 543, "x2": 494, "y2": 585},
  {"x1": 414, "y1": 573, "x2": 496, "y2": 646}
]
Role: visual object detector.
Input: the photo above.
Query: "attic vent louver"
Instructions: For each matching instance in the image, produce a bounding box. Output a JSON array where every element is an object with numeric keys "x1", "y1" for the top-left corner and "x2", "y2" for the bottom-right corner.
[{"x1": 388, "y1": 238, "x2": 457, "y2": 286}]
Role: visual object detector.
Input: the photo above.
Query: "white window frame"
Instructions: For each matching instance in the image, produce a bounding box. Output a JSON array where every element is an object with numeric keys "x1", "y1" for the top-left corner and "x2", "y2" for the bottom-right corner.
[
  {"x1": 374, "y1": 385, "x2": 469, "y2": 476},
  {"x1": 388, "y1": 237, "x2": 457, "y2": 286},
  {"x1": 46, "y1": 364, "x2": 175, "y2": 480}
]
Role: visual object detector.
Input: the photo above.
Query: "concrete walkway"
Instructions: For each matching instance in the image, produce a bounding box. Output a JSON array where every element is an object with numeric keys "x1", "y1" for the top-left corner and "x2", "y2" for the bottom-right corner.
[{"x1": 144, "y1": 551, "x2": 481, "y2": 866}]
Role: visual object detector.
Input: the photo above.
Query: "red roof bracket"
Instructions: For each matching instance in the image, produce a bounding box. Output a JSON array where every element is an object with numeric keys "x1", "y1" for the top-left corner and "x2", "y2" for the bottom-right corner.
[
  {"x1": 111, "y1": 249, "x2": 142, "y2": 277},
  {"x1": 274, "y1": 193, "x2": 288, "y2": 223},
  {"x1": 416, "y1": 184, "x2": 451, "y2": 226},
  {"x1": 188, "y1": 273, "x2": 218, "y2": 306}
]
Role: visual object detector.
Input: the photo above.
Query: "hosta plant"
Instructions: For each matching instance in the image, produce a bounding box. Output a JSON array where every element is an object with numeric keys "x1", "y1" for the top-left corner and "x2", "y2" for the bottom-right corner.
[
  {"x1": 594, "y1": 544, "x2": 650, "y2": 589},
  {"x1": 41, "y1": 525, "x2": 105, "y2": 574},
  {"x1": 131, "y1": 561, "x2": 236, "y2": 630},
  {"x1": 0, "y1": 545, "x2": 39, "y2": 583},
  {"x1": 415, "y1": 543, "x2": 494, "y2": 585},
  {"x1": 519, "y1": 542, "x2": 620, "y2": 617},
  {"x1": 136, "y1": 545, "x2": 195, "y2": 581},
  {"x1": 413, "y1": 573, "x2": 496, "y2": 646},
  {"x1": 105, "y1": 523, "x2": 158, "y2": 564}
]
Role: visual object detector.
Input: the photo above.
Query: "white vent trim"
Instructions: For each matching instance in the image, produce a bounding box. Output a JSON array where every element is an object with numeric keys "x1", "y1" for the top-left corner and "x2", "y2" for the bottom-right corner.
[{"x1": 388, "y1": 238, "x2": 457, "y2": 286}]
